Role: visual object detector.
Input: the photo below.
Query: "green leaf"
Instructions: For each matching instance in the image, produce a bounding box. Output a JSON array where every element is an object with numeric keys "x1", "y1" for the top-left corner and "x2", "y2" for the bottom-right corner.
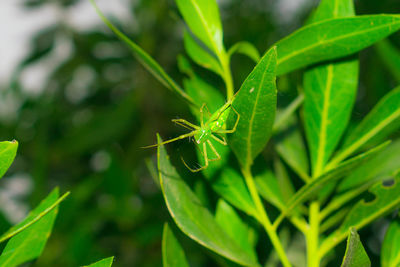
[
  {"x1": 211, "y1": 167, "x2": 257, "y2": 217},
  {"x1": 375, "y1": 39, "x2": 400, "y2": 83},
  {"x1": 228, "y1": 47, "x2": 277, "y2": 168},
  {"x1": 0, "y1": 189, "x2": 70, "y2": 243},
  {"x1": 215, "y1": 200, "x2": 257, "y2": 262},
  {"x1": 275, "y1": 115, "x2": 310, "y2": 182},
  {"x1": 255, "y1": 169, "x2": 285, "y2": 211},
  {"x1": 320, "y1": 174, "x2": 400, "y2": 258},
  {"x1": 0, "y1": 189, "x2": 60, "y2": 267},
  {"x1": 341, "y1": 228, "x2": 371, "y2": 267},
  {"x1": 175, "y1": 0, "x2": 224, "y2": 56},
  {"x1": 381, "y1": 218, "x2": 400, "y2": 267},
  {"x1": 337, "y1": 139, "x2": 400, "y2": 192},
  {"x1": 228, "y1": 42, "x2": 261, "y2": 63},
  {"x1": 0, "y1": 140, "x2": 18, "y2": 179},
  {"x1": 328, "y1": 86, "x2": 400, "y2": 169},
  {"x1": 84, "y1": 257, "x2": 114, "y2": 267},
  {"x1": 304, "y1": 0, "x2": 358, "y2": 177},
  {"x1": 184, "y1": 31, "x2": 222, "y2": 75},
  {"x1": 162, "y1": 223, "x2": 190, "y2": 267},
  {"x1": 90, "y1": 0, "x2": 196, "y2": 106},
  {"x1": 282, "y1": 141, "x2": 389, "y2": 216},
  {"x1": 275, "y1": 15, "x2": 400, "y2": 75},
  {"x1": 157, "y1": 136, "x2": 259, "y2": 267}
]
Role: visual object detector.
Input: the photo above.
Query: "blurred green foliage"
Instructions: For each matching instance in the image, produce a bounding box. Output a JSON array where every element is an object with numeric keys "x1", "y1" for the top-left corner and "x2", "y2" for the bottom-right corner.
[{"x1": 0, "y1": 0, "x2": 399, "y2": 266}]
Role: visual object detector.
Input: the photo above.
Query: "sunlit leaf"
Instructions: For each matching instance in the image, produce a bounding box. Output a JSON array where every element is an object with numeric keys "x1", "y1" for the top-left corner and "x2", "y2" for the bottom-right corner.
[
  {"x1": 381, "y1": 218, "x2": 400, "y2": 267},
  {"x1": 276, "y1": 15, "x2": 400, "y2": 75},
  {"x1": 0, "y1": 189, "x2": 70, "y2": 243},
  {"x1": 0, "y1": 189, "x2": 60, "y2": 266},
  {"x1": 175, "y1": 0, "x2": 224, "y2": 57},
  {"x1": 0, "y1": 140, "x2": 18, "y2": 180},
  {"x1": 84, "y1": 257, "x2": 114, "y2": 267}
]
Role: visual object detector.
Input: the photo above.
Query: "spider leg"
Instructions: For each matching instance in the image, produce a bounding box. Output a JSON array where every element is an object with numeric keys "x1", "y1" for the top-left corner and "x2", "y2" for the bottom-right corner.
[
  {"x1": 172, "y1": 119, "x2": 200, "y2": 130},
  {"x1": 216, "y1": 105, "x2": 240, "y2": 134},
  {"x1": 211, "y1": 134, "x2": 227, "y2": 146},
  {"x1": 207, "y1": 140, "x2": 221, "y2": 162},
  {"x1": 200, "y1": 103, "x2": 207, "y2": 127},
  {"x1": 142, "y1": 131, "x2": 196, "y2": 148},
  {"x1": 181, "y1": 142, "x2": 209, "y2": 172}
]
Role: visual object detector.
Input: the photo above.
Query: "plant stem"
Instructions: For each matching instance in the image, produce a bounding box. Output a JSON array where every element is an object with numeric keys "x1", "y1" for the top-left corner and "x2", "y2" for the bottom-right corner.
[
  {"x1": 242, "y1": 167, "x2": 292, "y2": 267},
  {"x1": 219, "y1": 52, "x2": 234, "y2": 100},
  {"x1": 306, "y1": 201, "x2": 320, "y2": 267}
]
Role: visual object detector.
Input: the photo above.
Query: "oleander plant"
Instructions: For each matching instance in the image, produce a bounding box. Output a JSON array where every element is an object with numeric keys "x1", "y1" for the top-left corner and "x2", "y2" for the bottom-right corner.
[{"x1": 1, "y1": 0, "x2": 400, "y2": 266}]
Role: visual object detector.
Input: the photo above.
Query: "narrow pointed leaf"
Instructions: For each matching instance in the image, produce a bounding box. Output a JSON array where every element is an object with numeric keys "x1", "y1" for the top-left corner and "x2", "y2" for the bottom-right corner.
[
  {"x1": 381, "y1": 219, "x2": 400, "y2": 267},
  {"x1": 228, "y1": 47, "x2": 277, "y2": 168},
  {"x1": 282, "y1": 141, "x2": 389, "y2": 216},
  {"x1": 162, "y1": 223, "x2": 190, "y2": 267},
  {"x1": 341, "y1": 228, "x2": 371, "y2": 267},
  {"x1": 175, "y1": 0, "x2": 224, "y2": 56},
  {"x1": 0, "y1": 189, "x2": 60, "y2": 267},
  {"x1": 304, "y1": 0, "x2": 358, "y2": 177},
  {"x1": 320, "y1": 175, "x2": 400, "y2": 258},
  {"x1": 0, "y1": 140, "x2": 18, "y2": 179},
  {"x1": 0, "y1": 189, "x2": 70, "y2": 243},
  {"x1": 90, "y1": 0, "x2": 196, "y2": 106},
  {"x1": 215, "y1": 200, "x2": 257, "y2": 262},
  {"x1": 329, "y1": 86, "x2": 400, "y2": 168},
  {"x1": 157, "y1": 136, "x2": 259, "y2": 267},
  {"x1": 228, "y1": 42, "x2": 261, "y2": 63},
  {"x1": 84, "y1": 257, "x2": 114, "y2": 267},
  {"x1": 275, "y1": 15, "x2": 400, "y2": 75},
  {"x1": 184, "y1": 31, "x2": 222, "y2": 75},
  {"x1": 375, "y1": 39, "x2": 400, "y2": 83}
]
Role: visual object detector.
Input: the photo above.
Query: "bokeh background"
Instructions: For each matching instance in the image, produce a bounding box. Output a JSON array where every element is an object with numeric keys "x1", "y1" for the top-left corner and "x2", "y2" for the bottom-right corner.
[{"x1": 0, "y1": 0, "x2": 399, "y2": 266}]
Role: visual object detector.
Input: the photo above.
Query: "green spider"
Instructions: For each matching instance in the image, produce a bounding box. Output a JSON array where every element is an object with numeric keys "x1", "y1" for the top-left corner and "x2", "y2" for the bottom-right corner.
[{"x1": 145, "y1": 99, "x2": 240, "y2": 172}]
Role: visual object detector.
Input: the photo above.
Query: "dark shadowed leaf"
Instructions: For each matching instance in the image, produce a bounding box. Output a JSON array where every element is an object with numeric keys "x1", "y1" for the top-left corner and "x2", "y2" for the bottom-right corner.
[
  {"x1": 341, "y1": 228, "x2": 371, "y2": 267},
  {"x1": 162, "y1": 223, "x2": 190, "y2": 267},
  {"x1": 375, "y1": 39, "x2": 400, "y2": 83},
  {"x1": 228, "y1": 42, "x2": 260, "y2": 63}
]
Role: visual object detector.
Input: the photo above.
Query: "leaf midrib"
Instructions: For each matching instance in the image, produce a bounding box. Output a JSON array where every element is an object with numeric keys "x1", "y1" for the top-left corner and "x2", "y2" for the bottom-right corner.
[
  {"x1": 314, "y1": 65, "x2": 334, "y2": 177},
  {"x1": 246, "y1": 57, "x2": 272, "y2": 167},
  {"x1": 277, "y1": 17, "x2": 400, "y2": 66}
]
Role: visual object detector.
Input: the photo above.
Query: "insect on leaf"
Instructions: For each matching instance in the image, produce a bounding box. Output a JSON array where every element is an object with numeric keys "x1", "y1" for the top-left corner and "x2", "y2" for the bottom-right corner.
[
  {"x1": 228, "y1": 47, "x2": 277, "y2": 168},
  {"x1": 275, "y1": 15, "x2": 400, "y2": 75},
  {"x1": 162, "y1": 223, "x2": 190, "y2": 267},
  {"x1": 340, "y1": 228, "x2": 371, "y2": 267},
  {"x1": 0, "y1": 189, "x2": 60, "y2": 267},
  {"x1": 157, "y1": 135, "x2": 260, "y2": 267},
  {"x1": 0, "y1": 140, "x2": 18, "y2": 180}
]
